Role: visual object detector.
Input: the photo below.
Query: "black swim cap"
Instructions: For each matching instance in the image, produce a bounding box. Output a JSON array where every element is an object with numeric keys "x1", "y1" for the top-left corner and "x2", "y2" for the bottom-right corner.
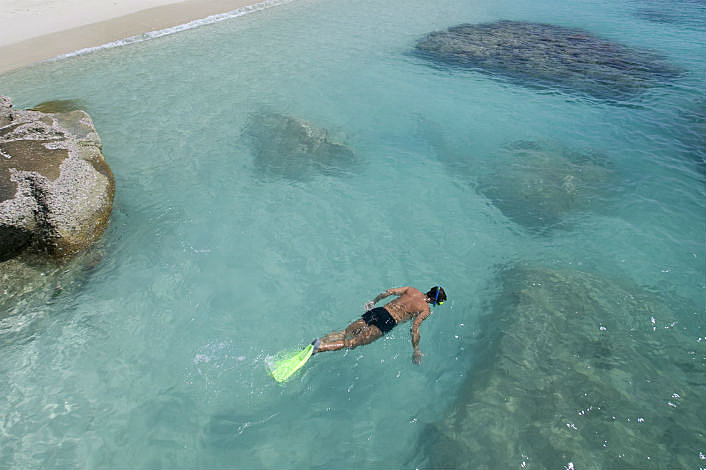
[{"x1": 426, "y1": 286, "x2": 447, "y2": 305}]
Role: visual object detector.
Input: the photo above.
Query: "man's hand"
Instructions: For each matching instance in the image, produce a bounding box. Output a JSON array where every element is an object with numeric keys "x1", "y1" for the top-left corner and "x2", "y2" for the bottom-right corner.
[
  {"x1": 412, "y1": 350, "x2": 424, "y2": 365},
  {"x1": 365, "y1": 301, "x2": 375, "y2": 311}
]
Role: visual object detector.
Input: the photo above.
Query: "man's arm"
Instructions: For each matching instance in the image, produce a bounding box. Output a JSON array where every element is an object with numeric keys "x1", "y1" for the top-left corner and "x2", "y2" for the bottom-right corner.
[
  {"x1": 366, "y1": 287, "x2": 409, "y2": 310},
  {"x1": 410, "y1": 309, "x2": 431, "y2": 364}
]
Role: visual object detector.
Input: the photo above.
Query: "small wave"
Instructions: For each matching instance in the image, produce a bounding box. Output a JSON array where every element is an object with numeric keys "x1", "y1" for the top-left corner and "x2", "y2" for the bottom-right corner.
[{"x1": 50, "y1": 0, "x2": 294, "y2": 61}]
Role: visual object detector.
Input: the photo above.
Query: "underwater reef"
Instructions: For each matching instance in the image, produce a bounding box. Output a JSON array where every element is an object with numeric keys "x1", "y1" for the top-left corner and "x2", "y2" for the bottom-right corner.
[
  {"x1": 243, "y1": 111, "x2": 358, "y2": 182},
  {"x1": 414, "y1": 20, "x2": 680, "y2": 99},
  {"x1": 414, "y1": 264, "x2": 706, "y2": 469},
  {"x1": 476, "y1": 140, "x2": 617, "y2": 232},
  {"x1": 417, "y1": 118, "x2": 618, "y2": 232}
]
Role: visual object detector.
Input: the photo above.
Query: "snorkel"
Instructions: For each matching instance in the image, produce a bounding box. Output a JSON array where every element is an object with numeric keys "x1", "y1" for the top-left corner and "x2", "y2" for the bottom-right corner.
[{"x1": 431, "y1": 284, "x2": 444, "y2": 311}]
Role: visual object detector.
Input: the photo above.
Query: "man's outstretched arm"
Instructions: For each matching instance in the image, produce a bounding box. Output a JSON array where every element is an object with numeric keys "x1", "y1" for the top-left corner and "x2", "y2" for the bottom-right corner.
[{"x1": 410, "y1": 309, "x2": 430, "y2": 364}]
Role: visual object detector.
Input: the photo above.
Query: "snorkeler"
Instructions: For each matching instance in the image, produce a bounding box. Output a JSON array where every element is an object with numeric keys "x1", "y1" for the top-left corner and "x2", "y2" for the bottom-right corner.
[{"x1": 312, "y1": 286, "x2": 447, "y2": 365}]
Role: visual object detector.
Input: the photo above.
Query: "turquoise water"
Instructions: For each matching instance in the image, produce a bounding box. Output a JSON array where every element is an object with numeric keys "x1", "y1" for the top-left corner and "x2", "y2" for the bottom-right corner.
[{"x1": 1, "y1": 0, "x2": 704, "y2": 468}]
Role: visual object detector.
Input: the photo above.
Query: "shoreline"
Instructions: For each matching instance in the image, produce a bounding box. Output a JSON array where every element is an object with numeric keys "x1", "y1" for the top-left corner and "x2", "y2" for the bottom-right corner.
[{"x1": 0, "y1": 0, "x2": 286, "y2": 75}]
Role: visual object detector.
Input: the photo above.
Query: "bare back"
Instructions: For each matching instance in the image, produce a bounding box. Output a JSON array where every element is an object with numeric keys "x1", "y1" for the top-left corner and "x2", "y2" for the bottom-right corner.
[{"x1": 382, "y1": 287, "x2": 430, "y2": 324}]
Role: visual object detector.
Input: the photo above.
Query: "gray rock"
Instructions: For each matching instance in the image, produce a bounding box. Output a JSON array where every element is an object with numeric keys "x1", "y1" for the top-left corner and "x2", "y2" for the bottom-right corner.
[
  {"x1": 477, "y1": 141, "x2": 617, "y2": 231},
  {"x1": 414, "y1": 21, "x2": 680, "y2": 99},
  {"x1": 244, "y1": 111, "x2": 358, "y2": 181},
  {"x1": 415, "y1": 265, "x2": 705, "y2": 469},
  {"x1": 0, "y1": 96, "x2": 13, "y2": 127},
  {"x1": 0, "y1": 96, "x2": 114, "y2": 260}
]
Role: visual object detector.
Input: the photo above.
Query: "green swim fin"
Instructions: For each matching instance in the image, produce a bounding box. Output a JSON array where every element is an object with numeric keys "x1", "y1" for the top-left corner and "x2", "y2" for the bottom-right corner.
[{"x1": 268, "y1": 344, "x2": 314, "y2": 383}]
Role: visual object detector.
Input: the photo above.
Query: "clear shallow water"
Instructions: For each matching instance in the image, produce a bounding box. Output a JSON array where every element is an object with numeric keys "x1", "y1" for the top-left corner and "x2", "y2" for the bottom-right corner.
[{"x1": 0, "y1": 0, "x2": 704, "y2": 468}]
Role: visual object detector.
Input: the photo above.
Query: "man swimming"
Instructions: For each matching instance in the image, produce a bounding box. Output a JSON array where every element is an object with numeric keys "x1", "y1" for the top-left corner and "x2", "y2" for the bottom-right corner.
[{"x1": 312, "y1": 285, "x2": 447, "y2": 364}]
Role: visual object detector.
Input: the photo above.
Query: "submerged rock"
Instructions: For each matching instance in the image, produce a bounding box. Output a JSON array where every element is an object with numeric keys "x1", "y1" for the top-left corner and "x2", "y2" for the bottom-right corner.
[
  {"x1": 414, "y1": 20, "x2": 679, "y2": 99},
  {"x1": 0, "y1": 248, "x2": 103, "y2": 320},
  {"x1": 0, "y1": 95, "x2": 114, "y2": 260},
  {"x1": 29, "y1": 99, "x2": 87, "y2": 114},
  {"x1": 477, "y1": 141, "x2": 616, "y2": 231},
  {"x1": 0, "y1": 96, "x2": 12, "y2": 127},
  {"x1": 416, "y1": 265, "x2": 705, "y2": 469},
  {"x1": 244, "y1": 111, "x2": 358, "y2": 181}
]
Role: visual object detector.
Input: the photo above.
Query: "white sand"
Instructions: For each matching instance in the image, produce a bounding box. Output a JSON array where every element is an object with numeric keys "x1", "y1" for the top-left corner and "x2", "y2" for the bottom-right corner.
[
  {"x1": 0, "y1": 0, "x2": 274, "y2": 74},
  {"x1": 0, "y1": 0, "x2": 187, "y2": 46}
]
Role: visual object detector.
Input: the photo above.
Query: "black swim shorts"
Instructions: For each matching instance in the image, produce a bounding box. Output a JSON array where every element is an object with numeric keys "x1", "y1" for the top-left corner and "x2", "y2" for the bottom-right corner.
[{"x1": 362, "y1": 307, "x2": 397, "y2": 334}]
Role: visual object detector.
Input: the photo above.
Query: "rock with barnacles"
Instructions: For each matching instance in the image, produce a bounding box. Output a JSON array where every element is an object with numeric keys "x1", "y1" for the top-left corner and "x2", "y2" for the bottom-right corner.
[{"x1": 0, "y1": 96, "x2": 114, "y2": 260}]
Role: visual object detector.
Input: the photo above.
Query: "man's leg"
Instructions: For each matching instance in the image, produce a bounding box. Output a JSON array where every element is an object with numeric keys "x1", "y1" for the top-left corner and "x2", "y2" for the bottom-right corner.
[
  {"x1": 316, "y1": 319, "x2": 382, "y2": 353},
  {"x1": 320, "y1": 331, "x2": 345, "y2": 343},
  {"x1": 318, "y1": 318, "x2": 360, "y2": 345}
]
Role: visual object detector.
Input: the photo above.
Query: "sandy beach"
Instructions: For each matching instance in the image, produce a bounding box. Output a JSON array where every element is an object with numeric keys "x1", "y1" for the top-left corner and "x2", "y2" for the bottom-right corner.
[{"x1": 0, "y1": 0, "x2": 272, "y2": 74}]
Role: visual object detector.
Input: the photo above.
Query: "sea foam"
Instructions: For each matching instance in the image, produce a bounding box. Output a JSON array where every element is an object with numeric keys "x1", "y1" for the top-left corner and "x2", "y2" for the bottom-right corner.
[{"x1": 51, "y1": 0, "x2": 295, "y2": 61}]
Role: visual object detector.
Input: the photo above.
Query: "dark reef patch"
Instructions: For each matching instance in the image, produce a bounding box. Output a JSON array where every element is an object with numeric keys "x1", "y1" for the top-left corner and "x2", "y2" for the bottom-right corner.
[{"x1": 414, "y1": 20, "x2": 680, "y2": 100}]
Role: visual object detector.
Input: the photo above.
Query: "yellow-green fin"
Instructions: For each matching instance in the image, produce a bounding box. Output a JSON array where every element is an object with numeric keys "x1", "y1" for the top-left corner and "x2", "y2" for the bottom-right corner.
[{"x1": 268, "y1": 344, "x2": 314, "y2": 383}]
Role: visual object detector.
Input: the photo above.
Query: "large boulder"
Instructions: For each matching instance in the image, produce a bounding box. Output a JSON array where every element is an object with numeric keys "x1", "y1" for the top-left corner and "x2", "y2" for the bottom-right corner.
[
  {"x1": 414, "y1": 265, "x2": 705, "y2": 469},
  {"x1": 0, "y1": 96, "x2": 114, "y2": 260},
  {"x1": 414, "y1": 21, "x2": 680, "y2": 99},
  {"x1": 244, "y1": 111, "x2": 358, "y2": 181}
]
